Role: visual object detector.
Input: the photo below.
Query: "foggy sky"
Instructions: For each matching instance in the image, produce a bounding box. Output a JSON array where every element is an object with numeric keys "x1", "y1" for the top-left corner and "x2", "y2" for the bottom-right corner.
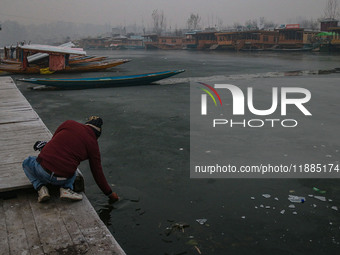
[{"x1": 0, "y1": 0, "x2": 329, "y2": 29}]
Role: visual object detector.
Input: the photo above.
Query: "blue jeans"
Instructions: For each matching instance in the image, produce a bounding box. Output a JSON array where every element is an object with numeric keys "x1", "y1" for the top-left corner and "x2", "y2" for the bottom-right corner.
[{"x1": 22, "y1": 156, "x2": 76, "y2": 190}]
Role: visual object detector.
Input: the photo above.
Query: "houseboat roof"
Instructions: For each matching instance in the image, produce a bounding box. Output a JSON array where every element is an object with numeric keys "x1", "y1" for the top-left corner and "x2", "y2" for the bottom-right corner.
[
  {"x1": 275, "y1": 28, "x2": 304, "y2": 31},
  {"x1": 328, "y1": 27, "x2": 340, "y2": 31},
  {"x1": 185, "y1": 30, "x2": 202, "y2": 35},
  {"x1": 158, "y1": 36, "x2": 183, "y2": 39},
  {"x1": 216, "y1": 30, "x2": 278, "y2": 35},
  {"x1": 20, "y1": 44, "x2": 86, "y2": 55},
  {"x1": 27, "y1": 42, "x2": 76, "y2": 63},
  {"x1": 142, "y1": 34, "x2": 158, "y2": 38},
  {"x1": 320, "y1": 18, "x2": 339, "y2": 22},
  {"x1": 196, "y1": 31, "x2": 217, "y2": 35}
]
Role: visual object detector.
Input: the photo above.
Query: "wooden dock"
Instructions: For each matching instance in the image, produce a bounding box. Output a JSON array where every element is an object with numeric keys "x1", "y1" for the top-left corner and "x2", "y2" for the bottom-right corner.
[{"x1": 0, "y1": 77, "x2": 126, "y2": 255}]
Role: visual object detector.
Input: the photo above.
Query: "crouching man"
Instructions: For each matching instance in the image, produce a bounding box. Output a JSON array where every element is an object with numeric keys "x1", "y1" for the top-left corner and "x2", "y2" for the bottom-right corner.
[{"x1": 22, "y1": 116, "x2": 119, "y2": 203}]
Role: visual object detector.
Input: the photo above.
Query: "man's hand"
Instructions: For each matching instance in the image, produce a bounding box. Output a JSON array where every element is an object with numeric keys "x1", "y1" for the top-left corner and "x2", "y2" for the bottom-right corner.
[
  {"x1": 108, "y1": 192, "x2": 119, "y2": 203},
  {"x1": 33, "y1": 141, "x2": 47, "y2": 151}
]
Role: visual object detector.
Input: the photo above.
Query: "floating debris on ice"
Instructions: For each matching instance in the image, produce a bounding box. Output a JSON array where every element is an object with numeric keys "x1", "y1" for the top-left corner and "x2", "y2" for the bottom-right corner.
[
  {"x1": 288, "y1": 195, "x2": 306, "y2": 203},
  {"x1": 196, "y1": 219, "x2": 207, "y2": 225},
  {"x1": 314, "y1": 196, "x2": 327, "y2": 202},
  {"x1": 331, "y1": 206, "x2": 338, "y2": 211}
]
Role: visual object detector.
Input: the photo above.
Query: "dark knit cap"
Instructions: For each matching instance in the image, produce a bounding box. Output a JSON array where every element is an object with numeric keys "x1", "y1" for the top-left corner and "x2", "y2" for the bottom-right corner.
[{"x1": 85, "y1": 116, "x2": 103, "y2": 137}]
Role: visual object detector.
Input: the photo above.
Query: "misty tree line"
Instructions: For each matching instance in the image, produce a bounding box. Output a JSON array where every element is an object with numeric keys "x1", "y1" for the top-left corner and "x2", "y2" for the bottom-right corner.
[
  {"x1": 151, "y1": 0, "x2": 339, "y2": 34},
  {"x1": 0, "y1": 20, "x2": 112, "y2": 46},
  {"x1": 149, "y1": 12, "x2": 321, "y2": 35},
  {"x1": 1, "y1": 0, "x2": 339, "y2": 46}
]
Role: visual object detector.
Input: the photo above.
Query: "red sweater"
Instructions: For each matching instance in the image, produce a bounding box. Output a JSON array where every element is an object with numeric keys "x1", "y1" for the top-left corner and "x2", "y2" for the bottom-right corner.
[{"x1": 37, "y1": 120, "x2": 112, "y2": 196}]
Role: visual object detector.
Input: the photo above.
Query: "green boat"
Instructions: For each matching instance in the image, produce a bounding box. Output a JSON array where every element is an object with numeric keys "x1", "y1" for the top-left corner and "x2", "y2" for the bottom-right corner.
[{"x1": 18, "y1": 70, "x2": 185, "y2": 90}]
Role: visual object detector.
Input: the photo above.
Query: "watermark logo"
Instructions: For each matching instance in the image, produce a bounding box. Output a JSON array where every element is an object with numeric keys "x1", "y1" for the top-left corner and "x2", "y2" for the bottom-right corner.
[
  {"x1": 199, "y1": 82, "x2": 223, "y2": 115},
  {"x1": 198, "y1": 83, "x2": 312, "y2": 128}
]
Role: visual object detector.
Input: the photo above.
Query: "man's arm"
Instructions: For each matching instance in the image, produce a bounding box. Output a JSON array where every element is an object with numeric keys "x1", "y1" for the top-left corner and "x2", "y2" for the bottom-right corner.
[
  {"x1": 88, "y1": 146, "x2": 114, "y2": 197},
  {"x1": 108, "y1": 192, "x2": 119, "y2": 202}
]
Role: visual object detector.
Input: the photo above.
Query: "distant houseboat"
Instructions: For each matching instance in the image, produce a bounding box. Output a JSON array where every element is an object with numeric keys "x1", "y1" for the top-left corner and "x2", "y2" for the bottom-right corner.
[{"x1": 143, "y1": 35, "x2": 184, "y2": 50}]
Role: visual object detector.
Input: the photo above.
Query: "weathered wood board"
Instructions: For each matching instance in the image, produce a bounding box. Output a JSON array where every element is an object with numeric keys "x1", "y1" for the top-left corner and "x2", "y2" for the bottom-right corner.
[{"x1": 0, "y1": 77, "x2": 51, "y2": 192}]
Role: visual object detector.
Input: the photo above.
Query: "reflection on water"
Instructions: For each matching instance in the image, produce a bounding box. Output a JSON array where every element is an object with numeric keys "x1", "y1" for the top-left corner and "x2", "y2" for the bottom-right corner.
[
  {"x1": 17, "y1": 50, "x2": 340, "y2": 255},
  {"x1": 98, "y1": 203, "x2": 115, "y2": 226}
]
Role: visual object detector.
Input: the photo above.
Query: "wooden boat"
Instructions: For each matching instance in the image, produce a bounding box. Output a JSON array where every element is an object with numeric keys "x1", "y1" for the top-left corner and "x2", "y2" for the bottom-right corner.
[
  {"x1": 1, "y1": 59, "x2": 21, "y2": 64},
  {"x1": 18, "y1": 70, "x2": 185, "y2": 89},
  {"x1": 0, "y1": 43, "x2": 129, "y2": 74},
  {"x1": 63, "y1": 59, "x2": 130, "y2": 72},
  {"x1": 68, "y1": 56, "x2": 108, "y2": 64},
  {"x1": 0, "y1": 59, "x2": 130, "y2": 74}
]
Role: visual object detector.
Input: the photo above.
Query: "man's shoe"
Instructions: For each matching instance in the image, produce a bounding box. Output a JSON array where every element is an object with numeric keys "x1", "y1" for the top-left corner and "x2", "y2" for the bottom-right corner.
[
  {"x1": 60, "y1": 187, "x2": 83, "y2": 201},
  {"x1": 37, "y1": 186, "x2": 50, "y2": 203}
]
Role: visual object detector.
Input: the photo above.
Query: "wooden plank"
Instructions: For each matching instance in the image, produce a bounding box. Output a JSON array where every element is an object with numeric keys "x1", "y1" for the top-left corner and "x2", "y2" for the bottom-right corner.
[
  {"x1": 0, "y1": 148, "x2": 38, "y2": 165},
  {"x1": 0, "y1": 101, "x2": 29, "y2": 109},
  {"x1": 0, "y1": 200, "x2": 10, "y2": 255},
  {"x1": 0, "y1": 78, "x2": 52, "y2": 192},
  {"x1": 1, "y1": 190, "x2": 125, "y2": 255},
  {"x1": 63, "y1": 196, "x2": 126, "y2": 255},
  {"x1": 0, "y1": 164, "x2": 30, "y2": 178},
  {"x1": 0, "y1": 91, "x2": 27, "y2": 104},
  {"x1": 0, "y1": 88, "x2": 28, "y2": 99},
  {"x1": 0, "y1": 120, "x2": 51, "y2": 136},
  {"x1": 0, "y1": 177, "x2": 32, "y2": 192},
  {"x1": 55, "y1": 200, "x2": 91, "y2": 254},
  {"x1": 17, "y1": 192, "x2": 45, "y2": 255},
  {"x1": 3, "y1": 197, "x2": 30, "y2": 254},
  {"x1": 0, "y1": 127, "x2": 50, "y2": 144},
  {"x1": 0, "y1": 77, "x2": 16, "y2": 90},
  {"x1": 0, "y1": 109, "x2": 39, "y2": 124},
  {"x1": 29, "y1": 195, "x2": 74, "y2": 254}
]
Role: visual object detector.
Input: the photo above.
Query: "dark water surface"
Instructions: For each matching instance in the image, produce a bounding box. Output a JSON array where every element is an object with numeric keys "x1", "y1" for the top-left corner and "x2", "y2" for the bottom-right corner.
[{"x1": 15, "y1": 50, "x2": 340, "y2": 255}]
